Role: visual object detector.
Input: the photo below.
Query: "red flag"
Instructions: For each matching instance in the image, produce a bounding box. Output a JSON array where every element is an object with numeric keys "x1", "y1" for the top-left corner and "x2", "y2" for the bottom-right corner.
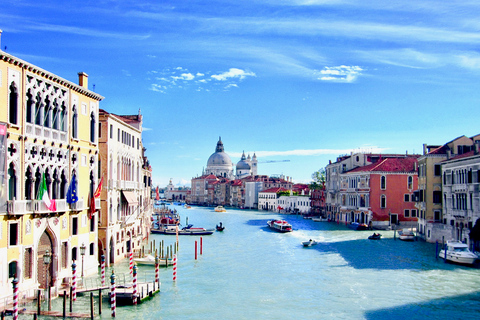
[
  {"x1": 88, "y1": 194, "x2": 95, "y2": 219},
  {"x1": 94, "y1": 177, "x2": 103, "y2": 198}
]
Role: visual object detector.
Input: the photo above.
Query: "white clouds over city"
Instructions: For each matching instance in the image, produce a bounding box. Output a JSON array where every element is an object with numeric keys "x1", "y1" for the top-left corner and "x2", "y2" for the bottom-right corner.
[{"x1": 149, "y1": 67, "x2": 256, "y2": 93}]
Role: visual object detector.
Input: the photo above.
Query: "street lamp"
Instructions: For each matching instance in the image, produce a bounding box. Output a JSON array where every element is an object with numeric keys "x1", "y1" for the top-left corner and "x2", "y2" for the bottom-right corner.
[
  {"x1": 80, "y1": 243, "x2": 86, "y2": 278},
  {"x1": 43, "y1": 250, "x2": 51, "y2": 311}
]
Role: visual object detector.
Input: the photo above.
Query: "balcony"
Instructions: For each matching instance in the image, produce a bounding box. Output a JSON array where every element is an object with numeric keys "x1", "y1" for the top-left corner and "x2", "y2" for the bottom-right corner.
[
  {"x1": 70, "y1": 199, "x2": 84, "y2": 211},
  {"x1": 25, "y1": 123, "x2": 68, "y2": 143},
  {"x1": 117, "y1": 180, "x2": 136, "y2": 190},
  {"x1": 452, "y1": 184, "x2": 468, "y2": 193},
  {"x1": 7, "y1": 200, "x2": 31, "y2": 215}
]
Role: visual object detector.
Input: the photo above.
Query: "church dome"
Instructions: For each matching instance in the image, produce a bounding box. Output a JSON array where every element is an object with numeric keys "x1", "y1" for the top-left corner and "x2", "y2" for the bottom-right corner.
[
  {"x1": 207, "y1": 137, "x2": 232, "y2": 168},
  {"x1": 236, "y1": 151, "x2": 251, "y2": 170}
]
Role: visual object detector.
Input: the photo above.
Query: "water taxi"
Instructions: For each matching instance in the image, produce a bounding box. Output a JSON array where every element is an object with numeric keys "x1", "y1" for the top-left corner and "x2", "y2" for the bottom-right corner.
[
  {"x1": 439, "y1": 241, "x2": 478, "y2": 265},
  {"x1": 267, "y1": 220, "x2": 292, "y2": 233},
  {"x1": 398, "y1": 228, "x2": 415, "y2": 241},
  {"x1": 214, "y1": 206, "x2": 227, "y2": 212},
  {"x1": 302, "y1": 239, "x2": 318, "y2": 247}
]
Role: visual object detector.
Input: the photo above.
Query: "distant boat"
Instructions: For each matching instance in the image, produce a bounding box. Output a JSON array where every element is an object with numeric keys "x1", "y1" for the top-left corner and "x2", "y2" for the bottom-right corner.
[
  {"x1": 302, "y1": 239, "x2": 318, "y2": 247},
  {"x1": 216, "y1": 222, "x2": 225, "y2": 231},
  {"x1": 134, "y1": 255, "x2": 173, "y2": 266},
  {"x1": 267, "y1": 220, "x2": 292, "y2": 233},
  {"x1": 398, "y1": 229, "x2": 415, "y2": 241},
  {"x1": 439, "y1": 241, "x2": 478, "y2": 265},
  {"x1": 152, "y1": 224, "x2": 214, "y2": 235},
  {"x1": 214, "y1": 206, "x2": 227, "y2": 212},
  {"x1": 184, "y1": 204, "x2": 192, "y2": 209},
  {"x1": 348, "y1": 222, "x2": 369, "y2": 230},
  {"x1": 368, "y1": 233, "x2": 382, "y2": 240}
]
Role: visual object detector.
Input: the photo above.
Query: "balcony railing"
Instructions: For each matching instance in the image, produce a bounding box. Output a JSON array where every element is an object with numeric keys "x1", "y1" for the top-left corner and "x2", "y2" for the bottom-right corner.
[{"x1": 7, "y1": 200, "x2": 30, "y2": 215}]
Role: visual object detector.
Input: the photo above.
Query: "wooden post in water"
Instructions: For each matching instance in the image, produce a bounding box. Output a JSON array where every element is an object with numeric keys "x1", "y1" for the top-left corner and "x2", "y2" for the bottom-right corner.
[
  {"x1": 200, "y1": 237, "x2": 203, "y2": 255},
  {"x1": 99, "y1": 289, "x2": 102, "y2": 315},
  {"x1": 170, "y1": 245, "x2": 173, "y2": 259},
  {"x1": 90, "y1": 292, "x2": 94, "y2": 320},
  {"x1": 195, "y1": 241, "x2": 197, "y2": 260},
  {"x1": 69, "y1": 286, "x2": 73, "y2": 312},
  {"x1": 435, "y1": 241, "x2": 439, "y2": 260},
  {"x1": 37, "y1": 289, "x2": 41, "y2": 315},
  {"x1": 63, "y1": 290, "x2": 67, "y2": 318}
]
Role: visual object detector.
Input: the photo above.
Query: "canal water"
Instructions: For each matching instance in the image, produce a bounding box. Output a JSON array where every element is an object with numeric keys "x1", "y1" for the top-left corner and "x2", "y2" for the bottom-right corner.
[{"x1": 35, "y1": 206, "x2": 480, "y2": 319}]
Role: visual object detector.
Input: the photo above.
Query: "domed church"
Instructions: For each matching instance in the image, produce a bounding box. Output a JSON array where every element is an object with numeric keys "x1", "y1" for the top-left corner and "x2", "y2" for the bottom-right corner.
[{"x1": 204, "y1": 137, "x2": 257, "y2": 179}]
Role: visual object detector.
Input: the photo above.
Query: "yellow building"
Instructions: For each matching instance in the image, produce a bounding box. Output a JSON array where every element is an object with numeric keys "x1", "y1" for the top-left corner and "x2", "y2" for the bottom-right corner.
[{"x1": 0, "y1": 30, "x2": 104, "y2": 301}]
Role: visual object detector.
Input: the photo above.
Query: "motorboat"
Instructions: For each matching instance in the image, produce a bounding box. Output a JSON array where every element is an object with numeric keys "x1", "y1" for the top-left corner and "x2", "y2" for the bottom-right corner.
[
  {"x1": 348, "y1": 222, "x2": 369, "y2": 230},
  {"x1": 368, "y1": 233, "x2": 382, "y2": 240},
  {"x1": 439, "y1": 241, "x2": 479, "y2": 265},
  {"x1": 214, "y1": 206, "x2": 227, "y2": 212},
  {"x1": 184, "y1": 204, "x2": 192, "y2": 209},
  {"x1": 302, "y1": 239, "x2": 318, "y2": 247},
  {"x1": 267, "y1": 220, "x2": 292, "y2": 233},
  {"x1": 216, "y1": 222, "x2": 225, "y2": 231},
  {"x1": 133, "y1": 254, "x2": 174, "y2": 266},
  {"x1": 398, "y1": 229, "x2": 415, "y2": 241},
  {"x1": 312, "y1": 217, "x2": 328, "y2": 222}
]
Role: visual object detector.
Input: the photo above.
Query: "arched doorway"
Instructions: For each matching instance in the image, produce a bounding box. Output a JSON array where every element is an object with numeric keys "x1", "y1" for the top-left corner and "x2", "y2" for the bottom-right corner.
[
  {"x1": 37, "y1": 231, "x2": 54, "y2": 289},
  {"x1": 109, "y1": 237, "x2": 115, "y2": 265}
]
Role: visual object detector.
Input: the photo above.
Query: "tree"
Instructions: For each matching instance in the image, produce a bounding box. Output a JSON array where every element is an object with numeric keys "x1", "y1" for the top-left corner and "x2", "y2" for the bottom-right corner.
[{"x1": 310, "y1": 169, "x2": 326, "y2": 190}]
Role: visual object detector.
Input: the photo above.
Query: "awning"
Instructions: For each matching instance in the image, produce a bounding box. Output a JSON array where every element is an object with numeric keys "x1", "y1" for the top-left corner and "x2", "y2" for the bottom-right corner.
[{"x1": 122, "y1": 191, "x2": 138, "y2": 205}]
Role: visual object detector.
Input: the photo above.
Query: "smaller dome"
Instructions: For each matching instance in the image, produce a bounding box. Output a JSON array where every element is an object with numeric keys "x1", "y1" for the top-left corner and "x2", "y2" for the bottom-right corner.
[{"x1": 237, "y1": 160, "x2": 251, "y2": 170}]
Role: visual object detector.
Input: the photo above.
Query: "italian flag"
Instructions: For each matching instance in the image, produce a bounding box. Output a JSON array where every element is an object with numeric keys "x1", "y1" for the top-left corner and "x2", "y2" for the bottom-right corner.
[{"x1": 37, "y1": 173, "x2": 56, "y2": 211}]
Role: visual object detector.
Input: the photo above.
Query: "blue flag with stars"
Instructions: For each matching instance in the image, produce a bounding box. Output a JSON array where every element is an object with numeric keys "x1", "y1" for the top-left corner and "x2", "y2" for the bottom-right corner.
[{"x1": 66, "y1": 173, "x2": 78, "y2": 204}]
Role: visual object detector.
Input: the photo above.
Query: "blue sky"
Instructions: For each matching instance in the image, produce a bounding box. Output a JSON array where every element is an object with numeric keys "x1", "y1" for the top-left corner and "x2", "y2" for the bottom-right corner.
[{"x1": 2, "y1": 0, "x2": 480, "y2": 187}]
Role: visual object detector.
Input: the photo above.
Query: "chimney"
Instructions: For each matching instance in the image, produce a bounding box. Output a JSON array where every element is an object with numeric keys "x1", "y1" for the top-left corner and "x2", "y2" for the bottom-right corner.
[
  {"x1": 446, "y1": 148, "x2": 451, "y2": 160},
  {"x1": 423, "y1": 144, "x2": 427, "y2": 155},
  {"x1": 78, "y1": 72, "x2": 89, "y2": 89}
]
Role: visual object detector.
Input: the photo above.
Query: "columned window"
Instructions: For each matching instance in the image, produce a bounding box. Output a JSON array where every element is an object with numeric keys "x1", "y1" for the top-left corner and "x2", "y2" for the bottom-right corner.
[
  {"x1": 9, "y1": 82, "x2": 18, "y2": 125},
  {"x1": 72, "y1": 105, "x2": 78, "y2": 139}
]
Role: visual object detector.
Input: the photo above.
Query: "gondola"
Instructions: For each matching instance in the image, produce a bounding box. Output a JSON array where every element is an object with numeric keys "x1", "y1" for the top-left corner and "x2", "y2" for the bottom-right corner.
[
  {"x1": 368, "y1": 233, "x2": 382, "y2": 240},
  {"x1": 216, "y1": 222, "x2": 225, "y2": 231}
]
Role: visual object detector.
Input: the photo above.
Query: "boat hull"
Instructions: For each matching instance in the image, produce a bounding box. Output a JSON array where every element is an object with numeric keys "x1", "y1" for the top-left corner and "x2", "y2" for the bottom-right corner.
[
  {"x1": 438, "y1": 251, "x2": 478, "y2": 265},
  {"x1": 267, "y1": 220, "x2": 292, "y2": 233}
]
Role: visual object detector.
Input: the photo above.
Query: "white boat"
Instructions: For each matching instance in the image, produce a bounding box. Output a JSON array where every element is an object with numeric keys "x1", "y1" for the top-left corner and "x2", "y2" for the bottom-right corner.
[
  {"x1": 214, "y1": 206, "x2": 227, "y2": 212},
  {"x1": 133, "y1": 255, "x2": 173, "y2": 266},
  {"x1": 398, "y1": 229, "x2": 415, "y2": 241},
  {"x1": 439, "y1": 241, "x2": 479, "y2": 265},
  {"x1": 302, "y1": 239, "x2": 318, "y2": 247},
  {"x1": 312, "y1": 217, "x2": 328, "y2": 222},
  {"x1": 267, "y1": 220, "x2": 292, "y2": 233}
]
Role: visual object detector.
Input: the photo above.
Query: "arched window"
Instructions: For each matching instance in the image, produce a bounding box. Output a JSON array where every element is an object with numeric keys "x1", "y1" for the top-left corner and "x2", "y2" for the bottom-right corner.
[
  {"x1": 26, "y1": 90, "x2": 34, "y2": 124},
  {"x1": 52, "y1": 169, "x2": 59, "y2": 199},
  {"x1": 60, "y1": 170, "x2": 67, "y2": 199},
  {"x1": 72, "y1": 105, "x2": 78, "y2": 139},
  {"x1": 380, "y1": 194, "x2": 386, "y2": 208},
  {"x1": 34, "y1": 168, "x2": 42, "y2": 198},
  {"x1": 52, "y1": 99, "x2": 59, "y2": 130},
  {"x1": 8, "y1": 261, "x2": 18, "y2": 278},
  {"x1": 8, "y1": 162, "x2": 17, "y2": 200},
  {"x1": 25, "y1": 167, "x2": 33, "y2": 200},
  {"x1": 60, "y1": 101, "x2": 66, "y2": 132},
  {"x1": 380, "y1": 176, "x2": 386, "y2": 190},
  {"x1": 90, "y1": 112, "x2": 95, "y2": 143},
  {"x1": 35, "y1": 93, "x2": 43, "y2": 125},
  {"x1": 44, "y1": 96, "x2": 51, "y2": 128},
  {"x1": 407, "y1": 176, "x2": 413, "y2": 190},
  {"x1": 9, "y1": 82, "x2": 18, "y2": 125}
]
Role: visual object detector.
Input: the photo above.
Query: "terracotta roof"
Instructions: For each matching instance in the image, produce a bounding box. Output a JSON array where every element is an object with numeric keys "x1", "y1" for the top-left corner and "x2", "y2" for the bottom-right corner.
[
  {"x1": 348, "y1": 156, "x2": 418, "y2": 173},
  {"x1": 443, "y1": 150, "x2": 477, "y2": 161},
  {"x1": 427, "y1": 145, "x2": 449, "y2": 155},
  {"x1": 260, "y1": 187, "x2": 289, "y2": 193}
]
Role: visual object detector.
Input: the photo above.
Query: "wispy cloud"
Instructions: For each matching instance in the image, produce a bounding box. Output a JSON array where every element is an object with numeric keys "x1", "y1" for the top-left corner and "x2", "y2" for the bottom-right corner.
[
  {"x1": 316, "y1": 66, "x2": 363, "y2": 83},
  {"x1": 149, "y1": 67, "x2": 256, "y2": 93},
  {"x1": 211, "y1": 68, "x2": 256, "y2": 81},
  {"x1": 229, "y1": 146, "x2": 387, "y2": 158}
]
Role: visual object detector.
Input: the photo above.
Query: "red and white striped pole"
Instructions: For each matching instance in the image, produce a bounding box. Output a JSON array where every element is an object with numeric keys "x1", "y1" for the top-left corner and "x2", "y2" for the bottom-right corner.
[
  {"x1": 155, "y1": 254, "x2": 159, "y2": 287},
  {"x1": 12, "y1": 276, "x2": 19, "y2": 320},
  {"x1": 129, "y1": 250, "x2": 133, "y2": 275},
  {"x1": 110, "y1": 271, "x2": 116, "y2": 317},
  {"x1": 173, "y1": 254, "x2": 177, "y2": 282},
  {"x1": 132, "y1": 265, "x2": 138, "y2": 305},
  {"x1": 101, "y1": 255, "x2": 106, "y2": 286},
  {"x1": 71, "y1": 261, "x2": 77, "y2": 302}
]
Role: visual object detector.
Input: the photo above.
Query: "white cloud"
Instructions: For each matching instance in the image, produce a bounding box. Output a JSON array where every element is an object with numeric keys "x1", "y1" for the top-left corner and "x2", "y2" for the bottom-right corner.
[
  {"x1": 317, "y1": 65, "x2": 363, "y2": 83},
  {"x1": 229, "y1": 146, "x2": 387, "y2": 158},
  {"x1": 211, "y1": 68, "x2": 256, "y2": 81}
]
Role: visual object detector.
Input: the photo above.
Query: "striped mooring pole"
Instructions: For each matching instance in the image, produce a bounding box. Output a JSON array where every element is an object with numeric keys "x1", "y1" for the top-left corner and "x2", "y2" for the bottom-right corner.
[
  {"x1": 173, "y1": 254, "x2": 177, "y2": 282},
  {"x1": 72, "y1": 261, "x2": 77, "y2": 302},
  {"x1": 129, "y1": 250, "x2": 133, "y2": 275},
  {"x1": 155, "y1": 255, "x2": 159, "y2": 286},
  {"x1": 110, "y1": 271, "x2": 116, "y2": 317},
  {"x1": 132, "y1": 265, "x2": 138, "y2": 305},
  {"x1": 12, "y1": 276, "x2": 19, "y2": 320},
  {"x1": 101, "y1": 255, "x2": 106, "y2": 286}
]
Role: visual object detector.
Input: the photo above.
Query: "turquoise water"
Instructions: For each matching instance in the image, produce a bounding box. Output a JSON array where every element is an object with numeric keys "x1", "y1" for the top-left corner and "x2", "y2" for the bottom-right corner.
[{"x1": 34, "y1": 206, "x2": 480, "y2": 319}]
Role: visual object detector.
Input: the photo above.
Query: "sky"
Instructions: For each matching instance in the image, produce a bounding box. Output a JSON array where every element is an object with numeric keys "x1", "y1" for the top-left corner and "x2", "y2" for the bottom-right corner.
[{"x1": 2, "y1": 0, "x2": 480, "y2": 187}]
